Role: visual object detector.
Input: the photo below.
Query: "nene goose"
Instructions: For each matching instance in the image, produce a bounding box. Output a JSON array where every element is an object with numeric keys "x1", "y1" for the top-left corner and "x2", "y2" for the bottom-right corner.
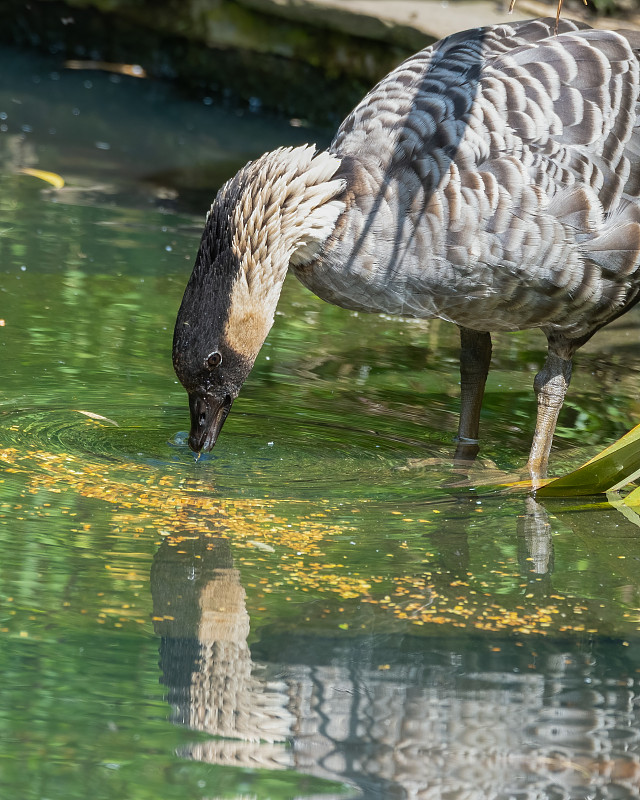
[{"x1": 173, "y1": 18, "x2": 640, "y2": 477}]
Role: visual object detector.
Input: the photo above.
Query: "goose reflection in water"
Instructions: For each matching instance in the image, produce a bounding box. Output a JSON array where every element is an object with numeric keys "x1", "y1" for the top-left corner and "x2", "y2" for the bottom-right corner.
[{"x1": 150, "y1": 510, "x2": 640, "y2": 800}]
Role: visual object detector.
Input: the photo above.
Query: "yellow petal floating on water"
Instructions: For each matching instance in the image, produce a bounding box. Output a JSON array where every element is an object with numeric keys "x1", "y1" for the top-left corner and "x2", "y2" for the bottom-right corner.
[
  {"x1": 18, "y1": 168, "x2": 65, "y2": 189},
  {"x1": 74, "y1": 410, "x2": 119, "y2": 426}
]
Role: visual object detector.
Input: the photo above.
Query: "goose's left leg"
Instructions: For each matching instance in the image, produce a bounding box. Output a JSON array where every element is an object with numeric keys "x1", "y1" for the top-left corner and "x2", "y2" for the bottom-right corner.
[
  {"x1": 527, "y1": 333, "x2": 577, "y2": 480},
  {"x1": 454, "y1": 326, "x2": 492, "y2": 462}
]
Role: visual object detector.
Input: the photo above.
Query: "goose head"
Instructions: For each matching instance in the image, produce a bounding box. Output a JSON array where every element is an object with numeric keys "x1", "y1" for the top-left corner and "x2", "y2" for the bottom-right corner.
[{"x1": 173, "y1": 145, "x2": 345, "y2": 453}]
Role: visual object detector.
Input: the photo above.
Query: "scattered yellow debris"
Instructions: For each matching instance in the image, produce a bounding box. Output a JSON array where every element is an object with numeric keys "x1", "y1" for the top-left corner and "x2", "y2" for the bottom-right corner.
[{"x1": 0, "y1": 436, "x2": 624, "y2": 639}]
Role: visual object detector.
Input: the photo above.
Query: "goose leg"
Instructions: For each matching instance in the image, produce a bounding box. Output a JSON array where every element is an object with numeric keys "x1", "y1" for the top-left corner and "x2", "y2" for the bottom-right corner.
[
  {"x1": 454, "y1": 326, "x2": 492, "y2": 462},
  {"x1": 527, "y1": 336, "x2": 575, "y2": 480}
]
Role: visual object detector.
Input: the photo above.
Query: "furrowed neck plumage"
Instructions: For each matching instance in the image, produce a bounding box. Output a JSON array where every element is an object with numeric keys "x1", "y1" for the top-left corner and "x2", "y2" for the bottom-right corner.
[{"x1": 209, "y1": 145, "x2": 346, "y2": 360}]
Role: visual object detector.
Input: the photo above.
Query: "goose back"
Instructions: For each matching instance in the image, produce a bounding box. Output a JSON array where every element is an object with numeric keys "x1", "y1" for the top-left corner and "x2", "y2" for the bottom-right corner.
[{"x1": 292, "y1": 18, "x2": 640, "y2": 337}]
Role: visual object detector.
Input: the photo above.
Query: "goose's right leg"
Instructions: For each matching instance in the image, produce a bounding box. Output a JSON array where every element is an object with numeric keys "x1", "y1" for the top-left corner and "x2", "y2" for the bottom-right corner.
[{"x1": 527, "y1": 334, "x2": 576, "y2": 481}]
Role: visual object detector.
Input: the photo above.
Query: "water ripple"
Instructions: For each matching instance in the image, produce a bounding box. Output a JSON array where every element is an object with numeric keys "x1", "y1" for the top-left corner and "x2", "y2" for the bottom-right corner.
[{"x1": 0, "y1": 403, "x2": 456, "y2": 500}]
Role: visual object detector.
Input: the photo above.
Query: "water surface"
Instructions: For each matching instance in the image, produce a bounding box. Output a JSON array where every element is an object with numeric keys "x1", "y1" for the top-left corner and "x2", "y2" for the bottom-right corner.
[{"x1": 2, "y1": 43, "x2": 640, "y2": 800}]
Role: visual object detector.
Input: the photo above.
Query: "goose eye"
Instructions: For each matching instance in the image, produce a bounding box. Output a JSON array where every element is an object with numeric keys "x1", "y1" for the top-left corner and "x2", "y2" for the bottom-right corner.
[{"x1": 206, "y1": 351, "x2": 222, "y2": 369}]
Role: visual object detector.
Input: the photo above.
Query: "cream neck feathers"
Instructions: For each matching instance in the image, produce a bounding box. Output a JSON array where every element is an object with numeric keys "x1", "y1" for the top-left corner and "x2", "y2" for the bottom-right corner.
[
  {"x1": 229, "y1": 144, "x2": 345, "y2": 275},
  {"x1": 213, "y1": 145, "x2": 345, "y2": 360}
]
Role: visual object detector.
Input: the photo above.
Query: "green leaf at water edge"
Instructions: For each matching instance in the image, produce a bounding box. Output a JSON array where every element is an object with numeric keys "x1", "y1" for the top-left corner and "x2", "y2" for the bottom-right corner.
[
  {"x1": 621, "y1": 483, "x2": 640, "y2": 509},
  {"x1": 536, "y1": 421, "x2": 640, "y2": 497}
]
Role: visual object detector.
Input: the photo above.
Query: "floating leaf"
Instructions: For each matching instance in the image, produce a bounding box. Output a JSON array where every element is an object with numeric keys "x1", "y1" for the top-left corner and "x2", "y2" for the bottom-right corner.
[
  {"x1": 18, "y1": 168, "x2": 65, "y2": 189},
  {"x1": 64, "y1": 60, "x2": 146, "y2": 78},
  {"x1": 536, "y1": 422, "x2": 640, "y2": 497},
  {"x1": 74, "y1": 410, "x2": 118, "y2": 426}
]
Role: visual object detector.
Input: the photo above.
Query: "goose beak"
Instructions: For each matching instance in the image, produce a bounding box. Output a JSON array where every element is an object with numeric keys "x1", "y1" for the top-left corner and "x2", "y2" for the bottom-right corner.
[{"x1": 188, "y1": 392, "x2": 233, "y2": 453}]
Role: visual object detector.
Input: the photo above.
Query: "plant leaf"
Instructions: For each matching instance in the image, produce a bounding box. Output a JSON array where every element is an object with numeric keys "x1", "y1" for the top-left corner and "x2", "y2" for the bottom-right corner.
[
  {"x1": 536, "y1": 422, "x2": 640, "y2": 497},
  {"x1": 622, "y1": 484, "x2": 640, "y2": 509}
]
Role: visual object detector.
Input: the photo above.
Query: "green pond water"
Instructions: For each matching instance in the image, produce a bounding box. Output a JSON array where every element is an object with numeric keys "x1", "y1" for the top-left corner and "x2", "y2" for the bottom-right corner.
[{"x1": 4, "y1": 42, "x2": 640, "y2": 800}]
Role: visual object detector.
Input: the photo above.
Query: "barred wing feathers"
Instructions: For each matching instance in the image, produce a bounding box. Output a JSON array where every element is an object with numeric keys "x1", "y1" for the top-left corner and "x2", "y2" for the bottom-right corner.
[{"x1": 320, "y1": 19, "x2": 640, "y2": 334}]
